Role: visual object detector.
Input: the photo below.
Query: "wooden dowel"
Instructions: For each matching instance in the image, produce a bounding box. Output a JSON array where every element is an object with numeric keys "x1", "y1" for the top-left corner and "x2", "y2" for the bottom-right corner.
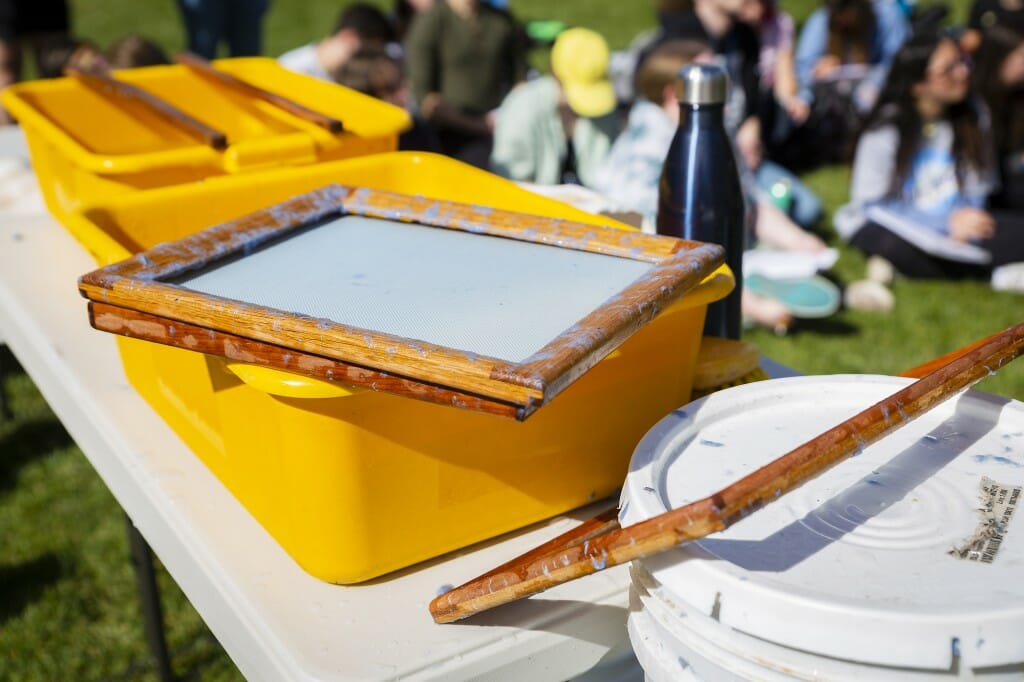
[
  {"x1": 464, "y1": 507, "x2": 621, "y2": 586},
  {"x1": 430, "y1": 321, "x2": 1024, "y2": 623},
  {"x1": 175, "y1": 52, "x2": 344, "y2": 134},
  {"x1": 66, "y1": 68, "x2": 228, "y2": 149}
]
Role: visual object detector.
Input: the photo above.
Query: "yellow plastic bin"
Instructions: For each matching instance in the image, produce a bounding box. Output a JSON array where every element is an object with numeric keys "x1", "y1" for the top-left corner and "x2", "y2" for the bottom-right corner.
[
  {"x1": 72, "y1": 154, "x2": 733, "y2": 583},
  {"x1": 1, "y1": 58, "x2": 411, "y2": 220}
]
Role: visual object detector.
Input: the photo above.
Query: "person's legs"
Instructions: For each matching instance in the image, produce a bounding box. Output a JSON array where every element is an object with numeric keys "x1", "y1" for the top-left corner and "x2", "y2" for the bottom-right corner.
[
  {"x1": 850, "y1": 222, "x2": 986, "y2": 279},
  {"x1": 754, "y1": 199, "x2": 828, "y2": 253},
  {"x1": 984, "y1": 210, "x2": 1024, "y2": 267},
  {"x1": 177, "y1": 0, "x2": 226, "y2": 59},
  {"x1": 224, "y1": 0, "x2": 268, "y2": 57},
  {"x1": 756, "y1": 160, "x2": 824, "y2": 229},
  {"x1": 780, "y1": 170, "x2": 823, "y2": 229}
]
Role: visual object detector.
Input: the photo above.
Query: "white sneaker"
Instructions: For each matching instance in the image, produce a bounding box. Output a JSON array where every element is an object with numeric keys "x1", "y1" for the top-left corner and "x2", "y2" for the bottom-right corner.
[
  {"x1": 866, "y1": 255, "x2": 896, "y2": 286},
  {"x1": 991, "y1": 263, "x2": 1024, "y2": 293},
  {"x1": 844, "y1": 279, "x2": 895, "y2": 312}
]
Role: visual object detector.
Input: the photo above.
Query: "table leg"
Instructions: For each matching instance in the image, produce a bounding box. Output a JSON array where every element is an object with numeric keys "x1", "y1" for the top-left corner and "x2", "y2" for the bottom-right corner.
[{"x1": 125, "y1": 513, "x2": 175, "y2": 682}]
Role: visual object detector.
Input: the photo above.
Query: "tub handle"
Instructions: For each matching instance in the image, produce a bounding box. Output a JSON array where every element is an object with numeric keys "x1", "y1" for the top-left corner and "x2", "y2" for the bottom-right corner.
[
  {"x1": 175, "y1": 53, "x2": 344, "y2": 133},
  {"x1": 224, "y1": 362, "x2": 364, "y2": 399}
]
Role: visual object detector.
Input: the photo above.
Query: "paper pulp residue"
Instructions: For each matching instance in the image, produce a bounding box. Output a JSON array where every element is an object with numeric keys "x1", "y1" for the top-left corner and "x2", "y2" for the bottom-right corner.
[{"x1": 949, "y1": 477, "x2": 1021, "y2": 563}]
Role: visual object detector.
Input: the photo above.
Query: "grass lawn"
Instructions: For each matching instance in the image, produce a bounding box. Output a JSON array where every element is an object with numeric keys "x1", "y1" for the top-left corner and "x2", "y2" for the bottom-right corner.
[{"x1": 2, "y1": 0, "x2": 1020, "y2": 680}]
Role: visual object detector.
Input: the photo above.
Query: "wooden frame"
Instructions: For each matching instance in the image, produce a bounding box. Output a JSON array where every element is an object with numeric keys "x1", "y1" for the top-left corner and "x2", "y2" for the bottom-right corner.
[{"x1": 79, "y1": 184, "x2": 725, "y2": 420}]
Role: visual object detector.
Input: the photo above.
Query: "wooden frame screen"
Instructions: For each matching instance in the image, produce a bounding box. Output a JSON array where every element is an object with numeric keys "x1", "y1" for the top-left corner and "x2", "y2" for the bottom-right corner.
[{"x1": 79, "y1": 184, "x2": 725, "y2": 420}]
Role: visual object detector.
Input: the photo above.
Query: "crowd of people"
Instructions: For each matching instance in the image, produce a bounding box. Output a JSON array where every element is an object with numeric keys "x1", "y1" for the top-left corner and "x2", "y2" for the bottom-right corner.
[{"x1": 1, "y1": 0, "x2": 1022, "y2": 330}]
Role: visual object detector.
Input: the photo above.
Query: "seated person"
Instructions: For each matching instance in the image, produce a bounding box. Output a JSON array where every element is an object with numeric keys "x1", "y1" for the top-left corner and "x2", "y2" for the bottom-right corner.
[
  {"x1": 835, "y1": 31, "x2": 1024, "y2": 292},
  {"x1": 278, "y1": 3, "x2": 394, "y2": 82},
  {"x1": 490, "y1": 27, "x2": 619, "y2": 187},
  {"x1": 793, "y1": 0, "x2": 909, "y2": 115},
  {"x1": 779, "y1": 0, "x2": 908, "y2": 168},
  {"x1": 335, "y1": 46, "x2": 440, "y2": 152}
]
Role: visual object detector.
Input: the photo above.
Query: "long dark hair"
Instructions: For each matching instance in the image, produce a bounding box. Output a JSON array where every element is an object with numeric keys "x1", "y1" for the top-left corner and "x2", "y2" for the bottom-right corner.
[
  {"x1": 826, "y1": 0, "x2": 876, "y2": 65},
  {"x1": 861, "y1": 31, "x2": 985, "y2": 195},
  {"x1": 973, "y1": 26, "x2": 1024, "y2": 157}
]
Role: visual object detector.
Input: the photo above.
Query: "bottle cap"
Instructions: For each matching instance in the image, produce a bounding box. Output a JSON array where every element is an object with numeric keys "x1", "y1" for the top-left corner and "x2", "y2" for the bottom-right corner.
[{"x1": 675, "y1": 63, "x2": 728, "y2": 105}]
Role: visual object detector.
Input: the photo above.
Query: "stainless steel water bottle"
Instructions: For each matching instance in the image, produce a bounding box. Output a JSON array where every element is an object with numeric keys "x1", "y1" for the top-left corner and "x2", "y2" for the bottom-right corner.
[{"x1": 656, "y1": 63, "x2": 744, "y2": 339}]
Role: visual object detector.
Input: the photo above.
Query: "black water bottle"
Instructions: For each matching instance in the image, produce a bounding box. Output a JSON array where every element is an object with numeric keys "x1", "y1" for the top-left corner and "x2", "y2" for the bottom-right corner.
[{"x1": 656, "y1": 63, "x2": 744, "y2": 340}]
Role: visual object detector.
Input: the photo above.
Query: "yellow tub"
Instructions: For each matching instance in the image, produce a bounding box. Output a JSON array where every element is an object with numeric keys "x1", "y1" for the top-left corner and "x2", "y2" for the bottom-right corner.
[
  {"x1": 71, "y1": 153, "x2": 732, "y2": 583},
  {"x1": 1, "y1": 58, "x2": 410, "y2": 220}
]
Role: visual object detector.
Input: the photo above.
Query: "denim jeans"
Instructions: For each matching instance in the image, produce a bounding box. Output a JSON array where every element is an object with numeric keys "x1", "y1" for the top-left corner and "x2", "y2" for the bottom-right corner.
[
  {"x1": 755, "y1": 160, "x2": 824, "y2": 230},
  {"x1": 177, "y1": 0, "x2": 269, "y2": 58}
]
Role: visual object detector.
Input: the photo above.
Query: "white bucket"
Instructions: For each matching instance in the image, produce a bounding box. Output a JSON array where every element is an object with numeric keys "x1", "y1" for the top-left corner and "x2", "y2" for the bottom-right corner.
[{"x1": 620, "y1": 375, "x2": 1024, "y2": 680}]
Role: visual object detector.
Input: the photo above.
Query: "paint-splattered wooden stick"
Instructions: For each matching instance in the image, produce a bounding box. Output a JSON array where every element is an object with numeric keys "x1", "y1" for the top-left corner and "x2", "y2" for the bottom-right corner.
[
  {"x1": 430, "y1": 321, "x2": 1024, "y2": 624},
  {"x1": 176, "y1": 52, "x2": 344, "y2": 133},
  {"x1": 67, "y1": 67, "x2": 228, "y2": 148},
  {"x1": 458, "y1": 507, "x2": 621, "y2": 587},
  {"x1": 66, "y1": 68, "x2": 228, "y2": 149}
]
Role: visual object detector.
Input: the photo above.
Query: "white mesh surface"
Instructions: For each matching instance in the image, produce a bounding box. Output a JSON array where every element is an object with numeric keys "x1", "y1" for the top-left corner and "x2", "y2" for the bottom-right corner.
[{"x1": 177, "y1": 215, "x2": 653, "y2": 362}]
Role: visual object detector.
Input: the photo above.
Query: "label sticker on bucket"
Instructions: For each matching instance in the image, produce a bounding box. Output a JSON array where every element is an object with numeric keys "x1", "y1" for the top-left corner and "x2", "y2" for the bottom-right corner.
[{"x1": 950, "y1": 477, "x2": 1021, "y2": 563}]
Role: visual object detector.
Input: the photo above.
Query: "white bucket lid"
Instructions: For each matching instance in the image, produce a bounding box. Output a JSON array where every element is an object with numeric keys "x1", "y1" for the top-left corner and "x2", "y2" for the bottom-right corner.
[{"x1": 620, "y1": 375, "x2": 1024, "y2": 671}]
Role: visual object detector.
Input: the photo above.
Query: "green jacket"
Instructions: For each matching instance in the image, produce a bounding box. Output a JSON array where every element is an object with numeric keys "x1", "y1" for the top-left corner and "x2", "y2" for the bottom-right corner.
[{"x1": 406, "y1": 2, "x2": 526, "y2": 115}]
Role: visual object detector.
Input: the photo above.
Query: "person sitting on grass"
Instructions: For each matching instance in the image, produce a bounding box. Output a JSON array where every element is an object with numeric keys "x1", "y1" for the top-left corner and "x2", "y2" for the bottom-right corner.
[
  {"x1": 490, "y1": 27, "x2": 619, "y2": 187},
  {"x1": 778, "y1": 0, "x2": 908, "y2": 169},
  {"x1": 835, "y1": 30, "x2": 1024, "y2": 293}
]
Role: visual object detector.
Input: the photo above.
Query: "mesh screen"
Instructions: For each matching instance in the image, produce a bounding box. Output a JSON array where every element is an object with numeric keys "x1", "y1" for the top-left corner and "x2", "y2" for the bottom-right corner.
[{"x1": 177, "y1": 215, "x2": 652, "y2": 362}]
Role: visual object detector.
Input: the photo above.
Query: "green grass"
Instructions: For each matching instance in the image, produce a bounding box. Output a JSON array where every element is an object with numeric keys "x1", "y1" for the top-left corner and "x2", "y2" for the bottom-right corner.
[
  {"x1": 3, "y1": 0, "x2": 1020, "y2": 680},
  {"x1": 0, "y1": 346, "x2": 242, "y2": 681},
  {"x1": 750, "y1": 166, "x2": 1023, "y2": 400}
]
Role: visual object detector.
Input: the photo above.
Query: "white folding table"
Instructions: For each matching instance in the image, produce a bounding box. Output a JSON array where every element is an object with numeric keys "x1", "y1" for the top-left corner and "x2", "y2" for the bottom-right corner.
[{"x1": 0, "y1": 127, "x2": 642, "y2": 681}]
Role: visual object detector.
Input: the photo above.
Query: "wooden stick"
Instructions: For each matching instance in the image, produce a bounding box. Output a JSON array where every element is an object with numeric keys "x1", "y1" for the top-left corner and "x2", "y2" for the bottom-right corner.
[
  {"x1": 430, "y1": 321, "x2": 1024, "y2": 623},
  {"x1": 175, "y1": 52, "x2": 344, "y2": 133},
  {"x1": 66, "y1": 67, "x2": 228, "y2": 149}
]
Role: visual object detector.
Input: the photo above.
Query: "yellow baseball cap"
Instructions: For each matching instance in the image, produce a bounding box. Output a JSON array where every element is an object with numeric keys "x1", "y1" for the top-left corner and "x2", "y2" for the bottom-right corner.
[{"x1": 550, "y1": 28, "x2": 616, "y2": 118}]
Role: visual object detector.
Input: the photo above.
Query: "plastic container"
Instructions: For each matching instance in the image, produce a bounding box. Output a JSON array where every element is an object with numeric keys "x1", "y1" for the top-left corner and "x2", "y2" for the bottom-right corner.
[
  {"x1": 0, "y1": 58, "x2": 410, "y2": 220},
  {"x1": 622, "y1": 375, "x2": 1024, "y2": 680},
  {"x1": 72, "y1": 153, "x2": 733, "y2": 583}
]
